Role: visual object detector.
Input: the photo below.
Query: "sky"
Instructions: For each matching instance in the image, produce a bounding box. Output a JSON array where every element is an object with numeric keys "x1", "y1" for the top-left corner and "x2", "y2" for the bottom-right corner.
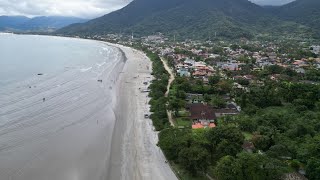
[{"x1": 0, "y1": 0, "x2": 295, "y2": 19}]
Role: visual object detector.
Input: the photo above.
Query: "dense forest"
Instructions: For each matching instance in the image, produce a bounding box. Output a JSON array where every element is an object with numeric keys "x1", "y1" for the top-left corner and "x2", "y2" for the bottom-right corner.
[{"x1": 57, "y1": 0, "x2": 318, "y2": 40}]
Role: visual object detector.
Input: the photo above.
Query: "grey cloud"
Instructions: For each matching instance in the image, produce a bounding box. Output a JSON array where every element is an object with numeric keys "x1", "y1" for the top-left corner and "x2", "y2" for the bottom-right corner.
[
  {"x1": 0, "y1": 0, "x2": 296, "y2": 18},
  {"x1": 0, "y1": 0, "x2": 131, "y2": 18}
]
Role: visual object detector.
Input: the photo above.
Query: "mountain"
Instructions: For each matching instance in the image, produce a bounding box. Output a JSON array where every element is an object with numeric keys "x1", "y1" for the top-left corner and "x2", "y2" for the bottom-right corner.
[
  {"x1": 0, "y1": 16, "x2": 88, "y2": 32},
  {"x1": 57, "y1": 0, "x2": 313, "y2": 40},
  {"x1": 0, "y1": 16, "x2": 30, "y2": 30},
  {"x1": 271, "y1": 0, "x2": 320, "y2": 31}
]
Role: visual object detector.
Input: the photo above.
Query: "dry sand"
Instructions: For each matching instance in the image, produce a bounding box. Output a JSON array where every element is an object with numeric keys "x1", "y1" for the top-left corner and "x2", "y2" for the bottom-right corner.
[{"x1": 107, "y1": 43, "x2": 178, "y2": 180}]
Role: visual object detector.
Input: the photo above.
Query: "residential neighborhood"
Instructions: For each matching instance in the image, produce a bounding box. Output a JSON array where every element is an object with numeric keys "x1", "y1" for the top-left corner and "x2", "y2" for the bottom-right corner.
[{"x1": 64, "y1": 33, "x2": 320, "y2": 180}]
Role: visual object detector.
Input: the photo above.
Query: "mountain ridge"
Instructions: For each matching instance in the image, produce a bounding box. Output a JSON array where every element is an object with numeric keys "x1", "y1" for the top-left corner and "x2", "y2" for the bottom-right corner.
[
  {"x1": 270, "y1": 0, "x2": 320, "y2": 31},
  {"x1": 57, "y1": 0, "x2": 318, "y2": 40}
]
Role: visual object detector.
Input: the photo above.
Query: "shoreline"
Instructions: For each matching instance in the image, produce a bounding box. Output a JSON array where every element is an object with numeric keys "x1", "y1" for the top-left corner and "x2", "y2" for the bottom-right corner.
[
  {"x1": 0, "y1": 34, "x2": 123, "y2": 180},
  {"x1": 105, "y1": 43, "x2": 177, "y2": 180},
  {"x1": 0, "y1": 33, "x2": 177, "y2": 180}
]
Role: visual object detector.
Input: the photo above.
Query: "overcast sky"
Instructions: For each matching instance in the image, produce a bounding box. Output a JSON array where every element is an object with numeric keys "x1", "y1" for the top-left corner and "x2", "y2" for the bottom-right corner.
[{"x1": 0, "y1": 0, "x2": 295, "y2": 19}]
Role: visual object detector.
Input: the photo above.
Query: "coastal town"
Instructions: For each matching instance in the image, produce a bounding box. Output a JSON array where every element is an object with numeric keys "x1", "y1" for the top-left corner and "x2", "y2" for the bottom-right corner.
[
  {"x1": 80, "y1": 33, "x2": 320, "y2": 128},
  {"x1": 2, "y1": 0, "x2": 320, "y2": 180},
  {"x1": 58, "y1": 32, "x2": 320, "y2": 180}
]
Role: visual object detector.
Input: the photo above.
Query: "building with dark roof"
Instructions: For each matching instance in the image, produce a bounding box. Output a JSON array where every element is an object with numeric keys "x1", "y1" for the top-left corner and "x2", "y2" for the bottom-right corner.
[{"x1": 187, "y1": 103, "x2": 216, "y2": 121}]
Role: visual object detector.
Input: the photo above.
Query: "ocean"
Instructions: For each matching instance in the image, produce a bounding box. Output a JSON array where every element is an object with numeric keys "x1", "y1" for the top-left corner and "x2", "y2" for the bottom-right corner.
[{"x1": 0, "y1": 33, "x2": 125, "y2": 180}]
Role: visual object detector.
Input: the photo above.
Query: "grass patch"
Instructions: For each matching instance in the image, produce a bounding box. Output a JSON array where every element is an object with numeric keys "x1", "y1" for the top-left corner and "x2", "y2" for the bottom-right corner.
[
  {"x1": 243, "y1": 132, "x2": 253, "y2": 140},
  {"x1": 175, "y1": 117, "x2": 192, "y2": 128},
  {"x1": 178, "y1": 109, "x2": 190, "y2": 117}
]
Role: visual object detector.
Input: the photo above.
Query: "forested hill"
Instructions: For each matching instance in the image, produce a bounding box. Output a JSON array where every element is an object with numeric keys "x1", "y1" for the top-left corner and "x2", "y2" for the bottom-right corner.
[
  {"x1": 57, "y1": 0, "x2": 314, "y2": 40},
  {"x1": 270, "y1": 0, "x2": 320, "y2": 32}
]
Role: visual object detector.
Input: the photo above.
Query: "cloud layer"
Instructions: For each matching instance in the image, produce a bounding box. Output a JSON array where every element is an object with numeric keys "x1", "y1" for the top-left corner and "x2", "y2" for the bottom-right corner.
[
  {"x1": 0, "y1": 0, "x2": 296, "y2": 18},
  {"x1": 0, "y1": 0, "x2": 131, "y2": 18}
]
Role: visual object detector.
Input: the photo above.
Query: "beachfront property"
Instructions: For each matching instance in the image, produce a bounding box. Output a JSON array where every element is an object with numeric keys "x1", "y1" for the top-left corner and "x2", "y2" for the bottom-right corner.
[
  {"x1": 187, "y1": 102, "x2": 240, "y2": 129},
  {"x1": 187, "y1": 103, "x2": 216, "y2": 129}
]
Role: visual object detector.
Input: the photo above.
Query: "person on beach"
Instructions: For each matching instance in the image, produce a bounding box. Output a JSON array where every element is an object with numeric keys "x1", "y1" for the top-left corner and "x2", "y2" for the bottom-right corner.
[{"x1": 43, "y1": 98, "x2": 46, "y2": 102}]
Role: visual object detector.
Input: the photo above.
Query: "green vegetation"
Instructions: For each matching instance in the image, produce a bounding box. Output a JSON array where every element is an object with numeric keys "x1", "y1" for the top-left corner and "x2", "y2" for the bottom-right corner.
[
  {"x1": 158, "y1": 54, "x2": 320, "y2": 179},
  {"x1": 161, "y1": 79, "x2": 320, "y2": 179},
  {"x1": 158, "y1": 126, "x2": 246, "y2": 176},
  {"x1": 57, "y1": 0, "x2": 318, "y2": 40},
  {"x1": 234, "y1": 80, "x2": 320, "y2": 179},
  {"x1": 214, "y1": 153, "x2": 288, "y2": 180},
  {"x1": 133, "y1": 46, "x2": 170, "y2": 131},
  {"x1": 273, "y1": 0, "x2": 320, "y2": 37}
]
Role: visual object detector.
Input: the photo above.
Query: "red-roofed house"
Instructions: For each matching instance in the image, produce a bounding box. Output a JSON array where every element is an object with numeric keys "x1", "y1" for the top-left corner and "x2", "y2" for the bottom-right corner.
[{"x1": 188, "y1": 103, "x2": 217, "y2": 129}]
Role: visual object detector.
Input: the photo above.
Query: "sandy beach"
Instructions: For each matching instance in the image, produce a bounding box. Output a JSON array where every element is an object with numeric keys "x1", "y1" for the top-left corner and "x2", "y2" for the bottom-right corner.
[
  {"x1": 107, "y1": 43, "x2": 177, "y2": 180},
  {"x1": 0, "y1": 34, "x2": 177, "y2": 180}
]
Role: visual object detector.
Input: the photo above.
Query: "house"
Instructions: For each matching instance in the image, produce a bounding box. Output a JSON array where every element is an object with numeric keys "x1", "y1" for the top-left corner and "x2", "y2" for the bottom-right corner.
[
  {"x1": 295, "y1": 68, "x2": 306, "y2": 74},
  {"x1": 188, "y1": 103, "x2": 216, "y2": 122},
  {"x1": 177, "y1": 67, "x2": 190, "y2": 77},
  {"x1": 311, "y1": 45, "x2": 320, "y2": 55},
  {"x1": 193, "y1": 66, "x2": 214, "y2": 77},
  {"x1": 188, "y1": 103, "x2": 217, "y2": 129},
  {"x1": 184, "y1": 59, "x2": 195, "y2": 67},
  {"x1": 267, "y1": 52, "x2": 277, "y2": 60},
  {"x1": 293, "y1": 60, "x2": 307, "y2": 67},
  {"x1": 214, "y1": 108, "x2": 240, "y2": 118},
  {"x1": 192, "y1": 122, "x2": 216, "y2": 129},
  {"x1": 222, "y1": 62, "x2": 239, "y2": 71},
  {"x1": 213, "y1": 103, "x2": 240, "y2": 118},
  {"x1": 186, "y1": 93, "x2": 204, "y2": 103}
]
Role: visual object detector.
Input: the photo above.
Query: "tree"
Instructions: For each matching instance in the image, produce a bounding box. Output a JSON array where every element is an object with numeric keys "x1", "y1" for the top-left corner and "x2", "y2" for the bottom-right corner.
[
  {"x1": 209, "y1": 75, "x2": 221, "y2": 86},
  {"x1": 266, "y1": 65, "x2": 284, "y2": 74},
  {"x1": 237, "y1": 116, "x2": 257, "y2": 132},
  {"x1": 266, "y1": 144, "x2": 291, "y2": 159},
  {"x1": 236, "y1": 152, "x2": 288, "y2": 180},
  {"x1": 158, "y1": 128, "x2": 192, "y2": 161},
  {"x1": 206, "y1": 126, "x2": 244, "y2": 160},
  {"x1": 214, "y1": 156, "x2": 243, "y2": 180},
  {"x1": 217, "y1": 80, "x2": 232, "y2": 94},
  {"x1": 290, "y1": 159, "x2": 301, "y2": 171},
  {"x1": 237, "y1": 79, "x2": 250, "y2": 86},
  {"x1": 204, "y1": 94, "x2": 211, "y2": 102},
  {"x1": 252, "y1": 133, "x2": 273, "y2": 151},
  {"x1": 215, "y1": 153, "x2": 288, "y2": 180},
  {"x1": 210, "y1": 95, "x2": 226, "y2": 108},
  {"x1": 168, "y1": 97, "x2": 186, "y2": 116},
  {"x1": 178, "y1": 145, "x2": 209, "y2": 175},
  {"x1": 306, "y1": 158, "x2": 320, "y2": 180}
]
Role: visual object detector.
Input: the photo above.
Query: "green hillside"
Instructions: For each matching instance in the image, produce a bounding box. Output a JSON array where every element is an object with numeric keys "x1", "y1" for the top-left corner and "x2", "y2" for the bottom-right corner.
[
  {"x1": 57, "y1": 0, "x2": 315, "y2": 40},
  {"x1": 273, "y1": 0, "x2": 320, "y2": 33}
]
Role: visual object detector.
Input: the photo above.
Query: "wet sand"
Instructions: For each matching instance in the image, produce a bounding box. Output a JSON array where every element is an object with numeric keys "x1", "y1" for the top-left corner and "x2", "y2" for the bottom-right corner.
[
  {"x1": 0, "y1": 36, "x2": 177, "y2": 180},
  {"x1": 0, "y1": 36, "x2": 124, "y2": 180}
]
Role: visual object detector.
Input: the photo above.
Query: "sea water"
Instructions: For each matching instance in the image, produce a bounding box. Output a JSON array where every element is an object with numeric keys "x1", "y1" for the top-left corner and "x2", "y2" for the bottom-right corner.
[{"x1": 0, "y1": 33, "x2": 125, "y2": 180}]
